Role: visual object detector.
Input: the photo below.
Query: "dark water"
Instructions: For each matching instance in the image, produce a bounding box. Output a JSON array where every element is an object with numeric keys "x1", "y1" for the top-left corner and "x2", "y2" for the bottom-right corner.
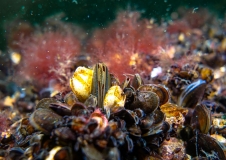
[{"x1": 0, "y1": 0, "x2": 225, "y2": 51}]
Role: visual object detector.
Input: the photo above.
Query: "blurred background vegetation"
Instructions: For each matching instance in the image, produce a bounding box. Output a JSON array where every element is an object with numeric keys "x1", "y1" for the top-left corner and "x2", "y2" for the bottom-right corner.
[{"x1": 0, "y1": 0, "x2": 225, "y2": 51}]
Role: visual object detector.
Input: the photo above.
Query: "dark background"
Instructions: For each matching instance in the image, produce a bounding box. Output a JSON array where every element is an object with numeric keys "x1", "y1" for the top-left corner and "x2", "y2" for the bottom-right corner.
[{"x1": 0, "y1": 0, "x2": 225, "y2": 51}]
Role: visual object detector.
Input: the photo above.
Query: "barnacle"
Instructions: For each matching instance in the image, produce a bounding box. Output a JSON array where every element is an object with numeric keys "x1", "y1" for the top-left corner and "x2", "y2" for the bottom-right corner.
[
  {"x1": 70, "y1": 66, "x2": 93, "y2": 102},
  {"x1": 104, "y1": 85, "x2": 126, "y2": 118}
]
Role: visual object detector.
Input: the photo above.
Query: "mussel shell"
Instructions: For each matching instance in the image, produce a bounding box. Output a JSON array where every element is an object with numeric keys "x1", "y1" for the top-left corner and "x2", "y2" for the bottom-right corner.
[
  {"x1": 161, "y1": 121, "x2": 171, "y2": 134},
  {"x1": 153, "y1": 110, "x2": 165, "y2": 128},
  {"x1": 35, "y1": 98, "x2": 60, "y2": 110},
  {"x1": 138, "y1": 84, "x2": 169, "y2": 106},
  {"x1": 29, "y1": 133, "x2": 44, "y2": 145},
  {"x1": 142, "y1": 134, "x2": 164, "y2": 148},
  {"x1": 112, "y1": 109, "x2": 139, "y2": 125},
  {"x1": 140, "y1": 115, "x2": 154, "y2": 130},
  {"x1": 128, "y1": 125, "x2": 142, "y2": 137},
  {"x1": 134, "y1": 108, "x2": 145, "y2": 118},
  {"x1": 71, "y1": 102, "x2": 90, "y2": 117},
  {"x1": 29, "y1": 108, "x2": 63, "y2": 135},
  {"x1": 71, "y1": 116, "x2": 87, "y2": 133},
  {"x1": 46, "y1": 146, "x2": 71, "y2": 160},
  {"x1": 178, "y1": 79, "x2": 206, "y2": 108},
  {"x1": 190, "y1": 104, "x2": 211, "y2": 134},
  {"x1": 186, "y1": 134, "x2": 226, "y2": 159},
  {"x1": 129, "y1": 91, "x2": 159, "y2": 114},
  {"x1": 124, "y1": 87, "x2": 136, "y2": 105},
  {"x1": 49, "y1": 103, "x2": 71, "y2": 116},
  {"x1": 106, "y1": 147, "x2": 120, "y2": 160},
  {"x1": 125, "y1": 135, "x2": 134, "y2": 152},
  {"x1": 53, "y1": 147, "x2": 71, "y2": 160},
  {"x1": 178, "y1": 126, "x2": 194, "y2": 141},
  {"x1": 9, "y1": 147, "x2": 24, "y2": 160},
  {"x1": 82, "y1": 144, "x2": 104, "y2": 160},
  {"x1": 132, "y1": 73, "x2": 144, "y2": 90},
  {"x1": 53, "y1": 127, "x2": 76, "y2": 141}
]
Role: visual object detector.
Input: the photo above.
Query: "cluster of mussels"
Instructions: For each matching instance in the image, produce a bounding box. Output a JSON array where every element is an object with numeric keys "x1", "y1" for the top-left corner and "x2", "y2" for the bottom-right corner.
[
  {"x1": 156, "y1": 62, "x2": 226, "y2": 159},
  {"x1": 1, "y1": 63, "x2": 226, "y2": 160}
]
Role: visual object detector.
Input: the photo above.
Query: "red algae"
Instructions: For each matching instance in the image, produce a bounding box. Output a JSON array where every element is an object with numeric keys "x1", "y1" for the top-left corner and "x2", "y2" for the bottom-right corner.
[
  {"x1": 86, "y1": 11, "x2": 166, "y2": 81},
  {"x1": 167, "y1": 20, "x2": 190, "y2": 34},
  {"x1": 14, "y1": 30, "x2": 81, "y2": 89}
]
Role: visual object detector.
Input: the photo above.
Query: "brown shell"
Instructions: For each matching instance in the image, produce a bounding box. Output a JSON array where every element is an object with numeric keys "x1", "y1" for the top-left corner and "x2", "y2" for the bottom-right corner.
[
  {"x1": 138, "y1": 84, "x2": 169, "y2": 106},
  {"x1": 186, "y1": 134, "x2": 226, "y2": 159},
  {"x1": 35, "y1": 98, "x2": 60, "y2": 110},
  {"x1": 71, "y1": 102, "x2": 90, "y2": 117},
  {"x1": 190, "y1": 104, "x2": 211, "y2": 134},
  {"x1": 132, "y1": 74, "x2": 144, "y2": 90},
  {"x1": 49, "y1": 102, "x2": 71, "y2": 116},
  {"x1": 153, "y1": 109, "x2": 165, "y2": 129},
  {"x1": 129, "y1": 91, "x2": 159, "y2": 114},
  {"x1": 140, "y1": 115, "x2": 154, "y2": 130},
  {"x1": 178, "y1": 79, "x2": 206, "y2": 108},
  {"x1": 29, "y1": 108, "x2": 63, "y2": 135}
]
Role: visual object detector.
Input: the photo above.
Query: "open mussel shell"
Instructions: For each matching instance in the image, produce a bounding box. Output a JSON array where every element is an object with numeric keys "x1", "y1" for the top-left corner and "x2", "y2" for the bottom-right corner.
[
  {"x1": 138, "y1": 84, "x2": 169, "y2": 106},
  {"x1": 49, "y1": 102, "x2": 71, "y2": 116},
  {"x1": 29, "y1": 108, "x2": 63, "y2": 135},
  {"x1": 129, "y1": 91, "x2": 159, "y2": 114},
  {"x1": 186, "y1": 134, "x2": 226, "y2": 159},
  {"x1": 178, "y1": 79, "x2": 207, "y2": 108},
  {"x1": 190, "y1": 104, "x2": 211, "y2": 134}
]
